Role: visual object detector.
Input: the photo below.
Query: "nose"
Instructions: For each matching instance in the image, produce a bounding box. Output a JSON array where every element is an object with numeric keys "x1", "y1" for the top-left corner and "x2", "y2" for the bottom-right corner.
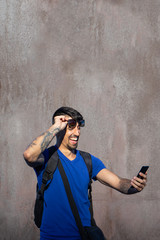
[{"x1": 73, "y1": 124, "x2": 80, "y2": 136}]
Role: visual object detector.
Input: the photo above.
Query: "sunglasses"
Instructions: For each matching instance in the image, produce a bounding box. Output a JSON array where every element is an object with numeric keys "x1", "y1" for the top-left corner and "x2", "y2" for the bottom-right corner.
[{"x1": 67, "y1": 119, "x2": 85, "y2": 128}]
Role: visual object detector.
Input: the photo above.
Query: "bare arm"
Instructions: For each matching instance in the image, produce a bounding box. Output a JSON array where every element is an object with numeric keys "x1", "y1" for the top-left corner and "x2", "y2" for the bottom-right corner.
[
  {"x1": 23, "y1": 115, "x2": 68, "y2": 167},
  {"x1": 96, "y1": 168, "x2": 147, "y2": 194}
]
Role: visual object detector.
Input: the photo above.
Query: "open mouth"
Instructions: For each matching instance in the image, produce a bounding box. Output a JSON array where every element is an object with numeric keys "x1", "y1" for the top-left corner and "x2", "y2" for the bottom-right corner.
[{"x1": 69, "y1": 136, "x2": 79, "y2": 144}]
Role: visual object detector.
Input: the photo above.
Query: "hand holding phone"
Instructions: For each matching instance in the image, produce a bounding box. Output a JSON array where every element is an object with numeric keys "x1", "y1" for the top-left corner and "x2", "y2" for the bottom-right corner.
[{"x1": 129, "y1": 165, "x2": 149, "y2": 191}]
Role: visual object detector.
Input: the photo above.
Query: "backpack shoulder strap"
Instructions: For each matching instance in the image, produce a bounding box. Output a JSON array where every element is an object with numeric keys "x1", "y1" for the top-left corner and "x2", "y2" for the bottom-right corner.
[
  {"x1": 79, "y1": 150, "x2": 96, "y2": 226},
  {"x1": 40, "y1": 146, "x2": 59, "y2": 193},
  {"x1": 79, "y1": 150, "x2": 92, "y2": 179},
  {"x1": 58, "y1": 159, "x2": 87, "y2": 240}
]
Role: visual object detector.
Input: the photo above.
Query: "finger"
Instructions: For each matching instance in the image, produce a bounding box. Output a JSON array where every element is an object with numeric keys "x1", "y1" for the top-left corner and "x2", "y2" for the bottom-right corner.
[
  {"x1": 133, "y1": 176, "x2": 144, "y2": 184},
  {"x1": 60, "y1": 118, "x2": 68, "y2": 122},
  {"x1": 139, "y1": 172, "x2": 147, "y2": 180},
  {"x1": 54, "y1": 116, "x2": 68, "y2": 128},
  {"x1": 131, "y1": 178, "x2": 145, "y2": 189},
  {"x1": 131, "y1": 178, "x2": 145, "y2": 190},
  {"x1": 60, "y1": 115, "x2": 70, "y2": 122},
  {"x1": 131, "y1": 181, "x2": 143, "y2": 191},
  {"x1": 55, "y1": 116, "x2": 66, "y2": 122}
]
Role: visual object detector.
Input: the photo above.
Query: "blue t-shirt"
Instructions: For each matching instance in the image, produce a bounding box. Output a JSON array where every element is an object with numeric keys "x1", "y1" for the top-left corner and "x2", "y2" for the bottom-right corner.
[{"x1": 35, "y1": 148, "x2": 106, "y2": 240}]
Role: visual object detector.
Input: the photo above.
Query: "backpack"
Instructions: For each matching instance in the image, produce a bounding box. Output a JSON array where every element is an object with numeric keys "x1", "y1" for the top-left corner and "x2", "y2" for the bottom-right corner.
[{"x1": 34, "y1": 146, "x2": 94, "y2": 228}]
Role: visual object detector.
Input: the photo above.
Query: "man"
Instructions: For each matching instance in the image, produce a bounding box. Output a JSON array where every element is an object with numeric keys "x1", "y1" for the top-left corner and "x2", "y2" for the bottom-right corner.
[{"x1": 23, "y1": 106, "x2": 147, "y2": 240}]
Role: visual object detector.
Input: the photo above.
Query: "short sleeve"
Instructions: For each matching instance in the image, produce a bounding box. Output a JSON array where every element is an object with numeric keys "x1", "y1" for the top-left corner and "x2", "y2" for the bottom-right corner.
[
  {"x1": 91, "y1": 155, "x2": 106, "y2": 180},
  {"x1": 34, "y1": 148, "x2": 49, "y2": 176}
]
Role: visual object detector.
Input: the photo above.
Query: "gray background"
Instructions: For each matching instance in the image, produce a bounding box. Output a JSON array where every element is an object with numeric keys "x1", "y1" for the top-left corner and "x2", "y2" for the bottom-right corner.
[{"x1": 0, "y1": 0, "x2": 160, "y2": 239}]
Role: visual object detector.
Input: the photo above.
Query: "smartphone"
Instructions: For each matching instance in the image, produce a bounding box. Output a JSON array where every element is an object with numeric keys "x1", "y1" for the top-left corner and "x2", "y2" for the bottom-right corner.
[
  {"x1": 130, "y1": 165, "x2": 149, "y2": 190},
  {"x1": 137, "y1": 166, "x2": 149, "y2": 179}
]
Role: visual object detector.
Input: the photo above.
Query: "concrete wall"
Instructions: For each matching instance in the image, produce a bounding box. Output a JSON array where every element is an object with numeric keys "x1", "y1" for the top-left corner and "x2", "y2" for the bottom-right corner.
[{"x1": 0, "y1": 0, "x2": 160, "y2": 239}]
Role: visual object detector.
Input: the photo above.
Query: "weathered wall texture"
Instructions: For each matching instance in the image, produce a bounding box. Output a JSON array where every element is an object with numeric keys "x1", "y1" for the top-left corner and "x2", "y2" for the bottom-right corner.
[{"x1": 0, "y1": 0, "x2": 160, "y2": 239}]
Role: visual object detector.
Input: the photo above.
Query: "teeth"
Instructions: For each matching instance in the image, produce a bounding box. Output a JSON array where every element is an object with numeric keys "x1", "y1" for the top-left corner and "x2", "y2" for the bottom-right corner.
[{"x1": 70, "y1": 135, "x2": 78, "y2": 141}]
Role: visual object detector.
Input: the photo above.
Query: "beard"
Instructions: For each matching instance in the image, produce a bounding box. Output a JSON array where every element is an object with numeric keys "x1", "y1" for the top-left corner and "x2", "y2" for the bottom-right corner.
[{"x1": 67, "y1": 142, "x2": 78, "y2": 151}]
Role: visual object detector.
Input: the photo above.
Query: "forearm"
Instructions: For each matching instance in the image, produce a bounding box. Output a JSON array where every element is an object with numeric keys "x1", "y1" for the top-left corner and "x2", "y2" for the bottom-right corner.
[
  {"x1": 97, "y1": 169, "x2": 147, "y2": 194},
  {"x1": 119, "y1": 178, "x2": 138, "y2": 194},
  {"x1": 23, "y1": 125, "x2": 60, "y2": 163}
]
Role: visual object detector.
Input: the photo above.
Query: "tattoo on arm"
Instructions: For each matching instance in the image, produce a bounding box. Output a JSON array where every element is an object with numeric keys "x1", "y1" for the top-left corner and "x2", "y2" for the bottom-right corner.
[
  {"x1": 28, "y1": 133, "x2": 45, "y2": 148},
  {"x1": 27, "y1": 138, "x2": 40, "y2": 149},
  {"x1": 30, "y1": 142, "x2": 37, "y2": 148},
  {"x1": 40, "y1": 128, "x2": 60, "y2": 152},
  {"x1": 119, "y1": 178, "x2": 132, "y2": 194},
  {"x1": 119, "y1": 178, "x2": 138, "y2": 194}
]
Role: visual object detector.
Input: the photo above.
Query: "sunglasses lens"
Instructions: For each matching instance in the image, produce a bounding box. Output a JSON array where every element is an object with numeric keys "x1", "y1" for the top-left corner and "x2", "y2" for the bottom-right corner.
[
  {"x1": 79, "y1": 120, "x2": 85, "y2": 127},
  {"x1": 67, "y1": 119, "x2": 85, "y2": 128},
  {"x1": 68, "y1": 119, "x2": 76, "y2": 128}
]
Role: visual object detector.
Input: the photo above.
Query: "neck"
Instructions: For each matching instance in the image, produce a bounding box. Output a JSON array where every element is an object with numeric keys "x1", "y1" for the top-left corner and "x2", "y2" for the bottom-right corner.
[{"x1": 57, "y1": 143, "x2": 77, "y2": 161}]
